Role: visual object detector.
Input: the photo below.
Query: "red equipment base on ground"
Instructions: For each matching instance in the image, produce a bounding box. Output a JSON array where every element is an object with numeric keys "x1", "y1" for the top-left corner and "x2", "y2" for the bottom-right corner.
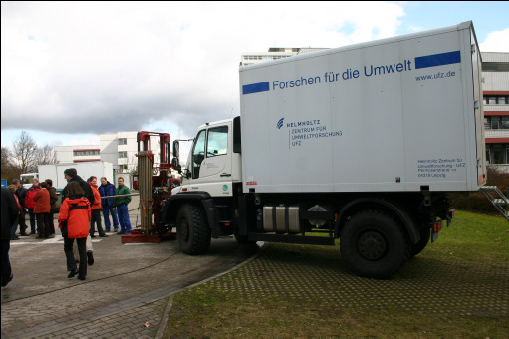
[{"x1": 120, "y1": 228, "x2": 176, "y2": 243}]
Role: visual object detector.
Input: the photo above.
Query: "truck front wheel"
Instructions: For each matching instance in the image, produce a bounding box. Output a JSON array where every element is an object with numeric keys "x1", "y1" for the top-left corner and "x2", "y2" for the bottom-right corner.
[
  {"x1": 176, "y1": 203, "x2": 211, "y2": 255},
  {"x1": 340, "y1": 210, "x2": 409, "y2": 279}
]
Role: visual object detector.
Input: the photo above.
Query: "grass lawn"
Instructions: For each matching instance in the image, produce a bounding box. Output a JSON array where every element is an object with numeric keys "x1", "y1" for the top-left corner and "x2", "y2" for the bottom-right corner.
[{"x1": 164, "y1": 211, "x2": 509, "y2": 337}]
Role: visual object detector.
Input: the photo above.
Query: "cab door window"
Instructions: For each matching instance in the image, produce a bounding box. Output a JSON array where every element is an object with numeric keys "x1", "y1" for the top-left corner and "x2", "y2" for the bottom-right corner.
[
  {"x1": 191, "y1": 130, "x2": 206, "y2": 179},
  {"x1": 206, "y1": 126, "x2": 228, "y2": 157}
]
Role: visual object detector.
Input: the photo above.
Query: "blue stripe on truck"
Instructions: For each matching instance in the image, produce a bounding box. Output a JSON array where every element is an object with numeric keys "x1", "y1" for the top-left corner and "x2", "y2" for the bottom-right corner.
[
  {"x1": 415, "y1": 51, "x2": 461, "y2": 69},
  {"x1": 243, "y1": 82, "x2": 269, "y2": 95}
]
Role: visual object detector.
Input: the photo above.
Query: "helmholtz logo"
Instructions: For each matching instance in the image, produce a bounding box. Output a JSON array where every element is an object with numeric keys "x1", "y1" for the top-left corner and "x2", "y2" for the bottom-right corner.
[
  {"x1": 277, "y1": 118, "x2": 285, "y2": 129},
  {"x1": 277, "y1": 116, "x2": 342, "y2": 149}
]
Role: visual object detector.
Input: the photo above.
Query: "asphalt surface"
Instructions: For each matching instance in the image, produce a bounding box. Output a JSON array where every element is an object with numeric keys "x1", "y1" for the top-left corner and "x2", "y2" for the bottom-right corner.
[{"x1": 1, "y1": 208, "x2": 260, "y2": 338}]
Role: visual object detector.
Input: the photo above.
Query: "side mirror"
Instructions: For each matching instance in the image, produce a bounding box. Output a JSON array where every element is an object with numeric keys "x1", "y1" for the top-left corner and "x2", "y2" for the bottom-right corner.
[
  {"x1": 171, "y1": 157, "x2": 181, "y2": 174},
  {"x1": 172, "y1": 140, "x2": 179, "y2": 158}
]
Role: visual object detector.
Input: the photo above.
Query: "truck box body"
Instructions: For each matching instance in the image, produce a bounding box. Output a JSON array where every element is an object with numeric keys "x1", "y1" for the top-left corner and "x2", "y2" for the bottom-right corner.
[
  {"x1": 239, "y1": 21, "x2": 485, "y2": 194},
  {"x1": 38, "y1": 162, "x2": 114, "y2": 191}
]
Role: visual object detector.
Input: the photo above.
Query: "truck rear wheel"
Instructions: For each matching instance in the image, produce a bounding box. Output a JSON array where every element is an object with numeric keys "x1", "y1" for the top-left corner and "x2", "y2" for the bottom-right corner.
[
  {"x1": 176, "y1": 204, "x2": 211, "y2": 255},
  {"x1": 340, "y1": 210, "x2": 409, "y2": 279}
]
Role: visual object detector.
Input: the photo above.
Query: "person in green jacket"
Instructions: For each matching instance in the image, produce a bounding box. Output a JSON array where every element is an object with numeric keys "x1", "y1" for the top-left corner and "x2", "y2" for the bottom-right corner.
[{"x1": 113, "y1": 177, "x2": 131, "y2": 235}]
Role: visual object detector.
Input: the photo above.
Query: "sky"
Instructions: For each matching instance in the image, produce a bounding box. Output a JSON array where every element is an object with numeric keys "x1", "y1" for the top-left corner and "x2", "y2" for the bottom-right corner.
[{"x1": 2, "y1": 1, "x2": 509, "y2": 149}]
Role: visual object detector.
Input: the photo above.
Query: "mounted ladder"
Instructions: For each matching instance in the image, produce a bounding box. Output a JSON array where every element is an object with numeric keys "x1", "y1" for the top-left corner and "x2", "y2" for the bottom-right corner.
[{"x1": 479, "y1": 186, "x2": 509, "y2": 221}]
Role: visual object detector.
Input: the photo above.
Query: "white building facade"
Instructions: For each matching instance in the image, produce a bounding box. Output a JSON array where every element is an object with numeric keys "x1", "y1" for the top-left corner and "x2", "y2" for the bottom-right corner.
[
  {"x1": 55, "y1": 131, "x2": 162, "y2": 174},
  {"x1": 482, "y1": 52, "x2": 509, "y2": 171}
]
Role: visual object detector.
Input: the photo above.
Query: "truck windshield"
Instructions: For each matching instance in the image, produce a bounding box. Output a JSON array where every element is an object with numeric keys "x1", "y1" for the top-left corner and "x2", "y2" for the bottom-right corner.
[{"x1": 21, "y1": 175, "x2": 35, "y2": 185}]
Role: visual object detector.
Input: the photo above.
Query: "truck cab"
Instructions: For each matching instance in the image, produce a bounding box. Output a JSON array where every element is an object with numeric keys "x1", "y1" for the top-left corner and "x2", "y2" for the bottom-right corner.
[
  {"x1": 173, "y1": 117, "x2": 242, "y2": 197},
  {"x1": 20, "y1": 173, "x2": 38, "y2": 189}
]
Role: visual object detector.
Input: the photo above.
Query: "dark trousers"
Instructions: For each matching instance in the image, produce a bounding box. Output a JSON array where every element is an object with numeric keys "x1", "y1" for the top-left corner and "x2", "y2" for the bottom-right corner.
[
  {"x1": 90, "y1": 209, "x2": 105, "y2": 236},
  {"x1": 10, "y1": 216, "x2": 19, "y2": 238},
  {"x1": 28, "y1": 209, "x2": 37, "y2": 233},
  {"x1": 64, "y1": 237, "x2": 87, "y2": 277},
  {"x1": 18, "y1": 208, "x2": 28, "y2": 234},
  {"x1": 48, "y1": 212, "x2": 56, "y2": 234},
  {"x1": 1, "y1": 239, "x2": 12, "y2": 284},
  {"x1": 103, "y1": 206, "x2": 119, "y2": 230},
  {"x1": 36, "y1": 213, "x2": 51, "y2": 238}
]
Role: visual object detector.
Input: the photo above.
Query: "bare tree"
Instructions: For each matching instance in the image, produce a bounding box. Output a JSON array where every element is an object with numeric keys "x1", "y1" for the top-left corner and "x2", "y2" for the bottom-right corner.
[
  {"x1": 12, "y1": 130, "x2": 39, "y2": 173},
  {"x1": 1, "y1": 146, "x2": 21, "y2": 182},
  {"x1": 11, "y1": 131, "x2": 59, "y2": 174},
  {"x1": 38, "y1": 144, "x2": 59, "y2": 165}
]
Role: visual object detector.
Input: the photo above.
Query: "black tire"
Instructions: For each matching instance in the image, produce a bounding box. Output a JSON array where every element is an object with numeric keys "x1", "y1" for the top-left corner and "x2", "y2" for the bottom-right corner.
[
  {"x1": 176, "y1": 204, "x2": 211, "y2": 255},
  {"x1": 340, "y1": 210, "x2": 409, "y2": 279},
  {"x1": 410, "y1": 226, "x2": 430, "y2": 258}
]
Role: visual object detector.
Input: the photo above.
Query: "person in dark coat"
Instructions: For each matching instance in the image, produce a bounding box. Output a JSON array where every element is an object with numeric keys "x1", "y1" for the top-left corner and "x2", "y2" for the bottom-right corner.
[
  {"x1": 2, "y1": 187, "x2": 20, "y2": 287},
  {"x1": 12, "y1": 179, "x2": 29, "y2": 236},
  {"x1": 62, "y1": 168, "x2": 95, "y2": 206},
  {"x1": 45, "y1": 179, "x2": 59, "y2": 236},
  {"x1": 99, "y1": 177, "x2": 119, "y2": 232}
]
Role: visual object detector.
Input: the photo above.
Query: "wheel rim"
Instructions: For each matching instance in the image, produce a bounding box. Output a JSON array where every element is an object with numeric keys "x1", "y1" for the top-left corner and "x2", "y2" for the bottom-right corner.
[{"x1": 357, "y1": 230, "x2": 388, "y2": 260}]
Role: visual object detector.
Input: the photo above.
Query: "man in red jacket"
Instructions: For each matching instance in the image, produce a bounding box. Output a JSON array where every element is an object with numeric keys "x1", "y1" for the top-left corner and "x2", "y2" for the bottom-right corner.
[
  {"x1": 33, "y1": 182, "x2": 51, "y2": 238},
  {"x1": 88, "y1": 176, "x2": 108, "y2": 238},
  {"x1": 25, "y1": 179, "x2": 41, "y2": 235}
]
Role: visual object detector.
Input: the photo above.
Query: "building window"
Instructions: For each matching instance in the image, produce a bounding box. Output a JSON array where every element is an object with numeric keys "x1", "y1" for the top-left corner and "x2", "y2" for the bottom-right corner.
[
  {"x1": 484, "y1": 96, "x2": 509, "y2": 104},
  {"x1": 486, "y1": 143, "x2": 509, "y2": 165},
  {"x1": 118, "y1": 138, "x2": 127, "y2": 145},
  {"x1": 73, "y1": 150, "x2": 100, "y2": 156},
  {"x1": 494, "y1": 144, "x2": 507, "y2": 164},
  {"x1": 502, "y1": 117, "x2": 509, "y2": 129},
  {"x1": 118, "y1": 151, "x2": 127, "y2": 158},
  {"x1": 485, "y1": 116, "x2": 509, "y2": 130}
]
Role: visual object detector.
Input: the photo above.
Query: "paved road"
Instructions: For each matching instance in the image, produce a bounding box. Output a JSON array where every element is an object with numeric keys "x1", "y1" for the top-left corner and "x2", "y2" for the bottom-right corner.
[{"x1": 1, "y1": 211, "x2": 259, "y2": 337}]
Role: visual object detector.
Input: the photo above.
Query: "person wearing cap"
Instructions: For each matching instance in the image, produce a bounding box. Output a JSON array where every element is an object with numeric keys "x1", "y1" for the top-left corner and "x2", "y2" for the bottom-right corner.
[{"x1": 62, "y1": 168, "x2": 95, "y2": 206}]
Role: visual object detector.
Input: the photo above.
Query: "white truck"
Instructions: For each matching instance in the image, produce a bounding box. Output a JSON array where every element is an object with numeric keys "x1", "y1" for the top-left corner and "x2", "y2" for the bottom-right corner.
[
  {"x1": 21, "y1": 162, "x2": 115, "y2": 192},
  {"x1": 165, "y1": 21, "x2": 486, "y2": 278}
]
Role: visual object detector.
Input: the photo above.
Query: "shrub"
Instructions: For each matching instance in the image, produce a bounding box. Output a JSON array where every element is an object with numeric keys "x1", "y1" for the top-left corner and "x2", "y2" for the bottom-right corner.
[{"x1": 448, "y1": 166, "x2": 509, "y2": 214}]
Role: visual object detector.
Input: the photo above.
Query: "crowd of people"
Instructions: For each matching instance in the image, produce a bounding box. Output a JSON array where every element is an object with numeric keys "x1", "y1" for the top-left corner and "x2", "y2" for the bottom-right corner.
[{"x1": 1, "y1": 168, "x2": 133, "y2": 286}]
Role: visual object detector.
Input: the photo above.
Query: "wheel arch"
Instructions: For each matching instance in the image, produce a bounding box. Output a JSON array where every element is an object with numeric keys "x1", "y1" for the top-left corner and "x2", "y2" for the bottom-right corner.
[
  {"x1": 162, "y1": 192, "x2": 216, "y2": 231},
  {"x1": 335, "y1": 198, "x2": 420, "y2": 244}
]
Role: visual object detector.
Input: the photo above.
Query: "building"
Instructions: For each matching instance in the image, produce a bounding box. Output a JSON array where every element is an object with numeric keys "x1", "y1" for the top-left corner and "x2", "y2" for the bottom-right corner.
[
  {"x1": 482, "y1": 52, "x2": 509, "y2": 171},
  {"x1": 241, "y1": 47, "x2": 328, "y2": 66},
  {"x1": 55, "y1": 131, "x2": 162, "y2": 174}
]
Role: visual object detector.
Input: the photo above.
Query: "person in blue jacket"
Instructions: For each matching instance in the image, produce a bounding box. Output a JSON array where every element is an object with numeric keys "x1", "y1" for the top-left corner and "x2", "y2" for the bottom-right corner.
[{"x1": 98, "y1": 177, "x2": 119, "y2": 232}]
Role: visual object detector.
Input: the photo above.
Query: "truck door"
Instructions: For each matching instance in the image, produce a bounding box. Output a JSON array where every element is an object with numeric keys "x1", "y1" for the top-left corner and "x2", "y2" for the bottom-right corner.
[
  {"x1": 470, "y1": 28, "x2": 487, "y2": 186},
  {"x1": 189, "y1": 123, "x2": 232, "y2": 189}
]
